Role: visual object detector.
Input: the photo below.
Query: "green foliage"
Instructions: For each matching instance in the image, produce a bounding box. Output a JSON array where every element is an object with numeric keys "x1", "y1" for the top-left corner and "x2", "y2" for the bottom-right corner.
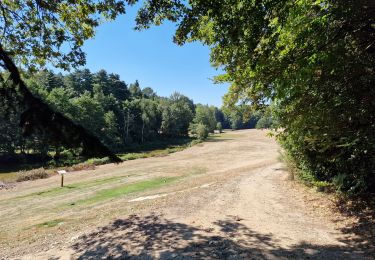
[
  {"x1": 159, "y1": 92, "x2": 194, "y2": 137},
  {"x1": 0, "y1": 0, "x2": 127, "y2": 71},
  {"x1": 221, "y1": 105, "x2": 263, "y2": 130},
  {"x1": 193, "y1": 104, "x2": 217, "y2": 133},
  {"x1": 37, "y1": 219, "x2": 65, "y2": 228},
  {"x1": 135, "y1": 0, "x2": 375, "y2": 195},
  {"x1": 216, "y1": 122, "x2": 223, "y2": 133},
  {"x1": 0, "y1": 1, "x2": 132, "y2": 162},
  {"x1": 1, "y1": 69, "x2": 205, "y2": 160},
  {"x1": 195, "y1": 123, "x2": 209, "y2": 140},
  {"x1": 86, "y1": 157, "x2": 111, "y2": 166},
  {"x1": 256, "y1": 117, "x2": 273, "y2": 129}
]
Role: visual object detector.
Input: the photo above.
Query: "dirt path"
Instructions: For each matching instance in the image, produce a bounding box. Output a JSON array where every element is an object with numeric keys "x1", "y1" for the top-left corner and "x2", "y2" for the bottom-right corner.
[{"x1": 1, "y1": 130, "x2": 373, "y2": 259}]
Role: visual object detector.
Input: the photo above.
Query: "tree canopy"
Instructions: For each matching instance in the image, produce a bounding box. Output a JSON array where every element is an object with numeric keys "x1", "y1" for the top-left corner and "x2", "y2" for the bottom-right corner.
[
  {"x1": 134, "y1": 0, "x2": 375, "y2": 194},
  {"x1": 0, "y1": 0, "x2": 136, "y2": 161}
]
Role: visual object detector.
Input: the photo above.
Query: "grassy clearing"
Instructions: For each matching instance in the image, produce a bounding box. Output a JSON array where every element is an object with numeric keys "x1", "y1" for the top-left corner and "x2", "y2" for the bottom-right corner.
[
  {"x1": 5, "y1": 175, "x2": 130, "y2": 202},
  {"x1": 0, "y1": 172, "x2": 19, "y2": 182},
  {"x1": 119, "y1": 148, "x2": 180, "y2": 161},
  {"x1": 36, "y1": 219, "x2": 65, "y2": 228},
  {"x1": 118, "y1": 140, "x2": 200, "y2": 161},
  {"x1": 121, "y1": 137, "x2": 194, "y2": 152},
  {"x1": 68, "y1": 177, "x2": 181, "y2": 207},
  {"x1": 207, "y1": 132, "x2": 247, "y2": 140},
  {"x1": 188, "y1": 167, "x2": 207, "y2": 175},
  {"x1": 0, "y1": 137, "x2": 198, "y2": 182}
]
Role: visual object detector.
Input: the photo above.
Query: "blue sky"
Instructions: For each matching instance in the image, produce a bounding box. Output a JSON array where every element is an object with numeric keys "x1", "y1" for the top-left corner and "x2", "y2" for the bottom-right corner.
[{"x1": 81, "y1": 6, "x2": 228, "y2": 107}]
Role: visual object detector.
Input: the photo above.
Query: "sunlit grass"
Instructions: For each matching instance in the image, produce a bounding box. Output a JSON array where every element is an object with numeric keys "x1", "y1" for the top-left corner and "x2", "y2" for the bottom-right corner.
[
  {"x1": 68, "y1": 177, "x2": 181, "y2": 206},
  {"x1": 3, "y1": 175, "x2": 130, "y2": 202},
  {"x1": 36, "y1": 219, "x2": 65, "y2": 228}
]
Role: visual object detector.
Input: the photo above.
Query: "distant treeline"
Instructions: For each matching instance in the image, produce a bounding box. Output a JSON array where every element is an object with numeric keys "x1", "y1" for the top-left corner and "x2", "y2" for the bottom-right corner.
[{"x1": 0, "y1": 69, "x2": 272, "y2": 157}]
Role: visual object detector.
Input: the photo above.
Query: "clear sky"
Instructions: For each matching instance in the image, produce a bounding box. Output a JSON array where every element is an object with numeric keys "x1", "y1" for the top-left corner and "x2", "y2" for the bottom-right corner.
[{"x1": 80, "y1": 5, "x2": 229, "y2": 107}]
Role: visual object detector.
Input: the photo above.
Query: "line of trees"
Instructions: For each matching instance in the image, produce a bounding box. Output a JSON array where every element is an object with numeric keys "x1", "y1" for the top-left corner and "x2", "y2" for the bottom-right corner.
[{"x1": 0, "y1": 69, "x2": 271, "y2": 158}]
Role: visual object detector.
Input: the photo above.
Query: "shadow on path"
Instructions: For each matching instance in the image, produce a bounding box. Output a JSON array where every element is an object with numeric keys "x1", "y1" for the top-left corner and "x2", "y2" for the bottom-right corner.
[
  {"x1": 335, "y1": 197, "x2": 375, "y2": 258},
  {"x1": 71, "y1": 214, "x2": 371, "y2": 259}
]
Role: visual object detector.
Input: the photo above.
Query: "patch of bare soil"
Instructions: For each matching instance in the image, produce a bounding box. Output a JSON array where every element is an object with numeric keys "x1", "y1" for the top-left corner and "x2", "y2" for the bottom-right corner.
[{"x1": 3, "y1": 130, "x2": 374, "y2": 259}]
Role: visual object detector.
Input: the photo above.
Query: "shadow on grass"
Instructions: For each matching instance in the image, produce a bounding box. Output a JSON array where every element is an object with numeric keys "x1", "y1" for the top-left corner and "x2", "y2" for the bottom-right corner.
[
  {"x1": 0, "y1": 154, "x2": 50, "y2": 174},
  {"x1": 121, "y1": 137, "x2": 194, "y2": 153},
  {"x1": 0, "y1": 137, "x2": 194, "y2": 178},
  {"x1": 71, "y1": 214, "x2": 371, "y2": 259},
  {"x1": 205, "y1": 138, "x2": 234, "y2": 143}
]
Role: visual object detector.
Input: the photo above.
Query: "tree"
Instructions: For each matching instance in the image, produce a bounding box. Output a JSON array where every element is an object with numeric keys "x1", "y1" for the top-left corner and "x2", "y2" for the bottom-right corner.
[
  {"x1": 196, "y1": 123, "x2": 209, "y2": 140},
  {"x1": 63, "y1": 69, "x2": 93, "y2": 93},
  {"x1": 108, "y1": 73, "x2": 130, "y2": 101},
  {"x1": 129, "y1": 80, "x2": 142, "y2": 99},
  {"x1": 255, "y1": 117, "x2": 272, "y2": 130},
  {"x1": 139, "y1": 98, "x2": 161, "y2": 142},
  {"x1": 216, "y1": 122, "x2": 222, "y2": 133},
  {"x1": 141, "y1": 87, "x2": 156, "y2": 99},
  {"x1": 160, "y1": 93, "x2": 194, "y2": 137},
  {"x1": 0, "y1": 1, "x2": 130, "y2": 161},
  {"x1": 134, "y1": 0, "x2": 375, "y2": 194},
  {"x1": 103, "y1": 111, "x2": 121, "y2": 148},
  {"x1": 193, "y1": 104, "x2": 217, "y2": 133}
]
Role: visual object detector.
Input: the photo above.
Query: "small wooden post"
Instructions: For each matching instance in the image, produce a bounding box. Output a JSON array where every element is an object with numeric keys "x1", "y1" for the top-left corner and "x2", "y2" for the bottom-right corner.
[{"x1": 57, "y1": 170, "x2": 67, "y2": 188}]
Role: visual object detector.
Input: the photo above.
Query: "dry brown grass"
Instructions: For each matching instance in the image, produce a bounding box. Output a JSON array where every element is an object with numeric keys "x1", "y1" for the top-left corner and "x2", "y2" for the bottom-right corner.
[
  {"x1": 16, "y1": 168, "x2": 49, "y2": 182},
  {"x1": 67, "y1": 162, "x2": 96, "y2": 172}
]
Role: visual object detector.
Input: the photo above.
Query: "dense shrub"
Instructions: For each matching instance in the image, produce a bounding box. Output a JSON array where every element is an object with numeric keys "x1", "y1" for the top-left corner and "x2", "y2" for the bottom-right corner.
[
  {"x1": 86, "y1": 157, "x2": 110, "y2": 166},
  {"x1": 255, "y1": 116, "x2": 273, "y2": 129},
  {"x1": 196, "y1": 123, "x2": 209, "y2": 140},
  {"x1": 216, "y1": 122, "x2": 223, "y2": 133},
  {"x1": 67, "y1": 162, "x2": 95, "y2": 172},
  {"x1": 16, "y1": 168, "x2": 49, "y2": 182}
]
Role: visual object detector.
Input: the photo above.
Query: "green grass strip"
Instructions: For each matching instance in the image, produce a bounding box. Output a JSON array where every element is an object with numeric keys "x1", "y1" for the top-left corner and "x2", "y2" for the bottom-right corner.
[
  {"x1": 36, "y1": 219, "x2": 65, "y2": 228},
  {"x1": 4, "y1": 175, "x2": 128, "y2": 202},
  {"x1": 69, "y1": 176, "x2": 180, "y2": 206}
]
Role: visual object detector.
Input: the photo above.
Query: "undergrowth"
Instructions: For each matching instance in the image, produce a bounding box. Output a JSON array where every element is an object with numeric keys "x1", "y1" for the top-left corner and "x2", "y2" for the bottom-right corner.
[
  {"x1": 279, "y1": 151, "x2": 333, "y2": 192},
  {"x1": 16, "y1": 168, "x2": 49, "y2": 182}
]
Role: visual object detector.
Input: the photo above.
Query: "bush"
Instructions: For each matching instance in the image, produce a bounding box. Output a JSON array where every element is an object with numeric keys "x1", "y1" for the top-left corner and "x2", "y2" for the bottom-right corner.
[
  {"x1": 196, "y1": 123, "x2": 209, "y2": 140},
  {"x1": 216, "y1": 122, "x2": 223, "y2": 133},
  {"x1": 67, "y1": 162, "x2": 95, "y2": 172},
  {"x1": 16, "y1": 168, "x2": 49, "y2": 182},
  {"x1": 189, "y1": 123, "x2": 209, "y2": 140},
  {"x1": 190, "y1": 139, "x2": 203, "y2": 146},
  {"x1": 256, "y1": 116, "x2": 273, "y2": 129},
  {"x1": 120, "y1": 153, "x2": 148, "y2": 161},
  {"x1": 86, "y1": 157, "x2": 110, "y2": 166}
]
